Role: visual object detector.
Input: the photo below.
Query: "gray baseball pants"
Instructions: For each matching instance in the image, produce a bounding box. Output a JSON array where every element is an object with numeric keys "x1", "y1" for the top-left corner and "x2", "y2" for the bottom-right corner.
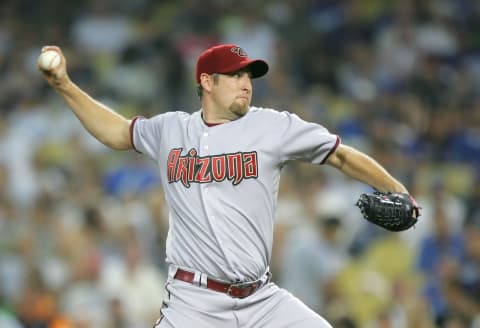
[{"x1": 153, "y1": 266, "x2": 332, "y2": 328}]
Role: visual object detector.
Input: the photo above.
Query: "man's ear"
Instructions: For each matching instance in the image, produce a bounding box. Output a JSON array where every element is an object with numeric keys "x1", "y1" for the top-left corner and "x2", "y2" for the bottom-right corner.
[{"x1": 200, "y1": 73, "x2": 213, "y2": 92}]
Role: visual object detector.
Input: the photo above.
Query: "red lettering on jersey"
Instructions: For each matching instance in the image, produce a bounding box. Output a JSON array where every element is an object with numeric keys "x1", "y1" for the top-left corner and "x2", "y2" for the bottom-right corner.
[
  {"x1": 187, "y1": 149, "x2": 197, "y2": 181},
  {"x1": 243, "y1": 152, "x2": 258, "y2": 178},
  {"x1": 167, "y1": 148, "x2": 258, "y2": 187},
  {"x1": 175, "y1": 157, "x2": 189, "y2": 188},
  {"x1": 195, "y1": 157, "x2": 211, "y2": 183},
  {"x1": 211, "y1": 156, "x2": 226, "y2": 181},
  {"x1": 167, "y1": 148, "x2": 182, "y2": 182},
  {"x1": 226, "y1": 153, "x2": 243, "y2": 185}
]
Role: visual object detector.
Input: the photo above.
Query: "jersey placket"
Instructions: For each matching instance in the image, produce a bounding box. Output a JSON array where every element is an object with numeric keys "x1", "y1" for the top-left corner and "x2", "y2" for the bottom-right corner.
[
  {"x1": 197, "y1": 126, "x2": 240, "y2": 279},
  {"x1": 198, "y1": 128, "x2": 220, "y2": 240},
  {"x1": 199, "y1": 128, "x2": 210, "y2": 195}
]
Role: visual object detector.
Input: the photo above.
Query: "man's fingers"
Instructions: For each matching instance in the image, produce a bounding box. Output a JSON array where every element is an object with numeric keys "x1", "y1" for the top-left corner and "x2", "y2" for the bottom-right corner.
[{"x1": 41, "y1": 45, "x2": 60, "y2": 52}]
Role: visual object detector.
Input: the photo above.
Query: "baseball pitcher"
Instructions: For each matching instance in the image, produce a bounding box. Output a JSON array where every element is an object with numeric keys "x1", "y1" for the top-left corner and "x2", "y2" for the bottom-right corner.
[{"x1": 39, "y1": 43, "x2": 419, "y2": 327}]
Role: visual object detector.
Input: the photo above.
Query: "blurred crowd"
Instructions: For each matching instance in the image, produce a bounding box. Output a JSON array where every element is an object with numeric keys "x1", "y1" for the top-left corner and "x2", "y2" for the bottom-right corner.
[{"x1": 1, "y1": 0, "x2": 480, "y2": 327}]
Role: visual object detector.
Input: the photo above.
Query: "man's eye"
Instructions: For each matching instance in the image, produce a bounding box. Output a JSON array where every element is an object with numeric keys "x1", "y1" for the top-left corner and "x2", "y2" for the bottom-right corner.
[{"x1": 227, "y1": 71, "x2": 249, "y2": 78}]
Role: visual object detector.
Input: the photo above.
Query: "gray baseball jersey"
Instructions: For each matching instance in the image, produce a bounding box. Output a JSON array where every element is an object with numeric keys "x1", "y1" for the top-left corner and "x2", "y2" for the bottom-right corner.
[{"x1": 131, "y1": 106, "x2": 339, "y2": 283}]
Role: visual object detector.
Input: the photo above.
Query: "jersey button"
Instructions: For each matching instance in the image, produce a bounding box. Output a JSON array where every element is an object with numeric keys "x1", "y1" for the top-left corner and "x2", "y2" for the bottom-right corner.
[
  {"x1": 204, "y1": 145, "x2": 209, "y2": 150},
  {"x1": 203, "y1": 132, "x2": 208, "y2": 137}
]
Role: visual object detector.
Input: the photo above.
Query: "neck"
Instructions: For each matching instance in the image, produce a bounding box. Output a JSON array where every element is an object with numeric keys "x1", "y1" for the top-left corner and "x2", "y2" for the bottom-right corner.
[
  {"x1": 202, "y1": 108, "x2": 232, "y2": 126},
  {"x1": 201, "y1": 94, "x2": 250, "y2": 123},
  {"x1": 202, "y1": 102, "x2": 244, "y2": 124},
  {"x1": 201, "y1": 109, "x2": 232, "y2": 124}
]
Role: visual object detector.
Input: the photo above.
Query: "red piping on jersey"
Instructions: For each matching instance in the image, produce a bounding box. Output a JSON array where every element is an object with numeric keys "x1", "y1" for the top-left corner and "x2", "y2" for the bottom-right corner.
[
  {"x1": 321, "y1": 135, "x2": 341, "y2": 164},
  {"x1": 205, "y1": 122, "x2": 223, "y2": 127},
  {"x1": 201, "y1": 112, "x2": 224, "y2": 127},
  {"x1": 129, "y1": 116, "x2": 143, "y2": 153}
]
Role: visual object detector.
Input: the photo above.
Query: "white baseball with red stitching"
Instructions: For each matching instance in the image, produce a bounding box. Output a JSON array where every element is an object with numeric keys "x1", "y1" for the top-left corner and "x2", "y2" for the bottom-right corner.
[{"x1": 38, "y1": 50, "x2": 61, "y2": 71}]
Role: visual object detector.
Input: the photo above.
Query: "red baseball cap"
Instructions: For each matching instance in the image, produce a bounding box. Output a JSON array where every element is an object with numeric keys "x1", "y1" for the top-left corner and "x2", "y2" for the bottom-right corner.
[{"x1": 196, "y1": 44, "x2": 269, "y2": 83}]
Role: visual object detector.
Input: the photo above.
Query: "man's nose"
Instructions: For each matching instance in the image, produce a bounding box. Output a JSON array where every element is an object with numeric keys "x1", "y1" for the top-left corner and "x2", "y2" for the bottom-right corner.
[{"x1": 240, "y1": 76, "x2": 252, "y2": 93}]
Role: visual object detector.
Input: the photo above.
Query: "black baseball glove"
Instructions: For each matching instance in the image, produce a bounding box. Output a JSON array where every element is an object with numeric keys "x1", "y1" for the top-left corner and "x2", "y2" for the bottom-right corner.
[{"x1": 355, "y1": 192, "x2": 420, "y2": 232}]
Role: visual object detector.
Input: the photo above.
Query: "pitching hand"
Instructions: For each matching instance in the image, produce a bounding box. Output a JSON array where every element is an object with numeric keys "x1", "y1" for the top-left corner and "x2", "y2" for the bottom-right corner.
[{"x1": 38, "y1": 46, "x2": 70, "y2": 89}]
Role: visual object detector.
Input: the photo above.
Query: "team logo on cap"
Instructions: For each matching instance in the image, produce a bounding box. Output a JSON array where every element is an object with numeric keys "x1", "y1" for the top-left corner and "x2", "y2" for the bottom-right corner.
[{"x1": 231, "y1": 46, "x2": 247, "y2": 57}]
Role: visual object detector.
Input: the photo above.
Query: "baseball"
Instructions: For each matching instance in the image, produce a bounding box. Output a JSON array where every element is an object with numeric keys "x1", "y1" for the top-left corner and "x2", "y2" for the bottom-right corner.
[{"x1": 38, "y1": 50, "x2": 61, "y2": 71}]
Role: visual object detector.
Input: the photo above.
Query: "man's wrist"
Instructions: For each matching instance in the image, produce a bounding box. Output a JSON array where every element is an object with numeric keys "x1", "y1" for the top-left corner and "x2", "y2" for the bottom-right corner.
[{"x1": 54, "y1": 77, "x2": 73, "y2": 93}]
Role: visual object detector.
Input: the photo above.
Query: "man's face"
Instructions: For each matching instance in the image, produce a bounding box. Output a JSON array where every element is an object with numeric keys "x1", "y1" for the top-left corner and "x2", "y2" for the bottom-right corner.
[{"x1": 210, "y1": 69, "x2": 253, "y2": 119}]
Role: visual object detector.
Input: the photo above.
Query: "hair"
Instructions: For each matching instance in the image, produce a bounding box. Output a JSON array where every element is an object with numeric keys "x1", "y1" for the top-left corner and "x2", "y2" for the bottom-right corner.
[
  {"x1": 196, "y1": 84, "x2": 204, "y2": 99},
  {"x1": 197, "y1": 73, "x2": 219, "y2": 99}
]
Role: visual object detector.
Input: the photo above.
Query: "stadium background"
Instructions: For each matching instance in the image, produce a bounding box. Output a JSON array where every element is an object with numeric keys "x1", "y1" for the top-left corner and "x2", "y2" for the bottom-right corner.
[{"x1": 0, "y1": 0, "x2": 480, "y2": 327}]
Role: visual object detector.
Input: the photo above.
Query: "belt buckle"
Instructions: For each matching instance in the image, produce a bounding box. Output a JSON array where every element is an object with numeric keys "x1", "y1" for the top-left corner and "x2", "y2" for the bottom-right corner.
[{"x1": 227, "y1": 281, "x2": 258, "y2": 299}]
